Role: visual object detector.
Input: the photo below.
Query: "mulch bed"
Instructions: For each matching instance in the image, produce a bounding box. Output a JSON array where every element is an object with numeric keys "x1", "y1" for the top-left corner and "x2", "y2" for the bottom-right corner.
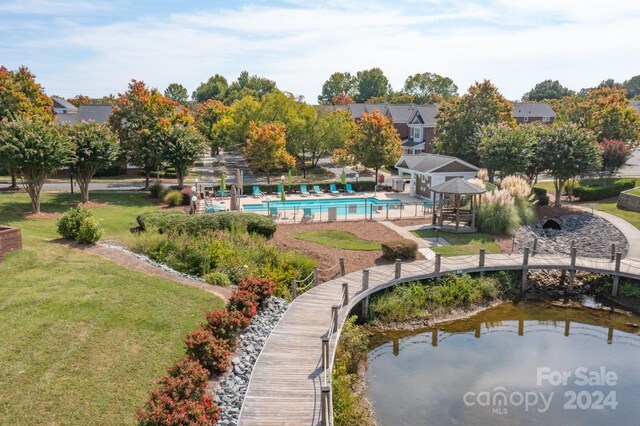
[
  {"x1": 21, "y1": 212, "x2": 63, "y2": 219},
  {"x1": 271, "y1": 221, "x2": 424, "y2": 282}
]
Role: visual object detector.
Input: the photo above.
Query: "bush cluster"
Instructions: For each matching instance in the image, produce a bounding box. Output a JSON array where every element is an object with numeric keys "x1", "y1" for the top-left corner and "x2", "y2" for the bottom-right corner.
[
  {"x1": 573, "y1": 178, "x2": 636, "y2": 201},
  {"x1": 56, "y1": 206, "x2": 104, "y2": 244},
  {"x1": 531, "y1": 187, "x2": 549, "y2": 206},
  {"x1": 129, "y1": 229, "x2": 315, "y2": 298},
  {"x1": 184, "y1": 330, "x2": 232, "y2": 374},
  {"x1": 137, "y1": 211, "x2": 277, "y2": 239},
  {"x1": 380, "y1": 239, "x2": 418, "y2": 260},
  {"x1": 163, "y1": 190, "x2": 184, "y2": 207},
  {"x1": 203, "y1": 309, "x2": 250, "y2": 341},
  {"x1": 136, "y1": 358, "x2": 220, "y2": 426},
  {"x1": 149, "y1": 182, "x2": 165, "y2": 199}
]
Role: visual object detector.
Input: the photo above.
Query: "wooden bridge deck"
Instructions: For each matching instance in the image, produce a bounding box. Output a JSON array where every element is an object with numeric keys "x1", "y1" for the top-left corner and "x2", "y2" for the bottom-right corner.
[{"x1": 238, "y1": 253, "x2": 640, "y2": 425}]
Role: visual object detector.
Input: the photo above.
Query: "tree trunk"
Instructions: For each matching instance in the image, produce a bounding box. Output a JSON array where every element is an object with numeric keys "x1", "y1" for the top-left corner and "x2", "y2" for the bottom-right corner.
[
  {"x1": 302, "y1": 149, "x2": 306, "y2": 179},
  {"x1": 145, "y1": 171, "x2": 150, "y2": 189},
  {"x1": 79, "y1": 179, "x2": 90, "y2": 204},
  {"x1": 374, "y1": 168, "x2": 379, "y2": 194},
  {"x1": 177, "y1": 170, "x2": 184, "y2": 188},
  {"x1": 488, "y1": 170, "x2": 495, "y2": 183},
  {"x1": 555, "y1": 178, "x2": 564, "y2": 208},
  {"x1": 10, "y1": 171, "x2": 18, "y2": 189},
  {"x1": 266, "y1": 169, "x2": 270, "y2": 184}
]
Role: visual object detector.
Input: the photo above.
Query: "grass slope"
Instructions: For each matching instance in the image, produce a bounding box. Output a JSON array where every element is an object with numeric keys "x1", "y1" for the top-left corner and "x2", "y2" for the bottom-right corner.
[
  {"x1": 0, "y1": 191, "x2": 224, "y2": 425},
  {"x1": 293, "y1": 230, "x2": 382, "y2": 251},
  {"x1": 595, "y1": 198, "x2": 640, "y2": 230}
]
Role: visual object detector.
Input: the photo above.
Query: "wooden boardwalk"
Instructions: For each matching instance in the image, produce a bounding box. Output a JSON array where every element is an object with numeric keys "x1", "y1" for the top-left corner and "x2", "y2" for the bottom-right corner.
[{"x1": 238, "y1": 252, "x2": 640, "y2": 425}]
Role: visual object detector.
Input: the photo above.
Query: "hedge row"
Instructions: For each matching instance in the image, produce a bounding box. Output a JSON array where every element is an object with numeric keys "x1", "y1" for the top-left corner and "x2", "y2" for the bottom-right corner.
[
  {"x1": 381, "y1": 239, "x2": 418, "y2": 260},
  {"x1": 136, "y1": 211, "x2": 276, "y2": 239},
  {"x1": 137, "y1": 278, "x2": 276, "y2": 425},
  {"x1": 573, "y1": 178, "x2": 637, "y2": 201}
]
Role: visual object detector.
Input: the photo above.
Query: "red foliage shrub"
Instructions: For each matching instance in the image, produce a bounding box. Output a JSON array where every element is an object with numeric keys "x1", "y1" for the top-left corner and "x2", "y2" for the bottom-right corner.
[
  {"x1": 136, "y1": 358, "x2": 220, "y2": 426},
  {"x1": 184, "y1": 329, "x2": 232, "y2": 373},
  {"x1": 204, "y1": 309, "x2": 250, "y2": 341},
  {"x1": 227, "y1": 289, "x2": 259, "y2": 318},
  {"x1": 236, "y1": 277, "x2": 276, "y2": 304},
  {"x1": 137, "y1": 392, "x2": 219, "y2": 426}
]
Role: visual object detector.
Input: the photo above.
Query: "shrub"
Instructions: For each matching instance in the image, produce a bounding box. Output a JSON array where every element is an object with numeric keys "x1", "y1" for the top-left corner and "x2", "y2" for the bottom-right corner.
[
  {"x1": 573, "y1": 178, "x2": 636, "y2": 201},
  {"x1": 514, "y1": 197, "x2": 536, "y2": 226},
  {"x1": 136, "y1": 358, "x2": 220, "y2": 426},
  {"x1": 57, "y1": 205, "x2": 92, "y2": 239},
  {"x1": 237, "y1": 277, "x2": 277, "y2": 304},
  {"x1": 477, "y1": 189, "x2": 520, "y2": 235},
  {"x1": 163, "y1": 190, "x2": 184, "y2": 207},
  {"x1": 184, "y1": 329, "x2": 232, "y2": 374},
  {"x1": 203, "y1": 309, "x2": 250, "y2": 341},
  {"x1": 380, "y1": 239, "x2": 418, "y2": 260},
  {"x1": 136, "y1": 211, "x2": 276, "y2": 238},
  {"x1": 76, "y1": 216, "x2": 104, "y2": 244},
  {"x1": 149, "y1": 181, "x2": 165, "y2": 198},
  {"x1": 227, "y1": 290, "x2": 260, "y2": 318},
  {"x1": 203, "y1": 271, "x2": 232, "y2": 287}
]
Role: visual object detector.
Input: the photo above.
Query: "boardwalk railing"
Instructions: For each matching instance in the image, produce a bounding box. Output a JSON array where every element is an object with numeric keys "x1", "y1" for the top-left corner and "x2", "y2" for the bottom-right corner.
[
  {"x1": 291, "y1": 258, "x2": 346, "y2": 299},
  {"x1": 239, "y1": 248, "x2": 640, "y2": 426}
]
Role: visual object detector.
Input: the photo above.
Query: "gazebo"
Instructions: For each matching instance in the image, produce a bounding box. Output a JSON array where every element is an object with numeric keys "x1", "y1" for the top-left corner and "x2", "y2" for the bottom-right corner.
[{"x1": 430, "y1": 177, "x2": 486, "y2": 233}]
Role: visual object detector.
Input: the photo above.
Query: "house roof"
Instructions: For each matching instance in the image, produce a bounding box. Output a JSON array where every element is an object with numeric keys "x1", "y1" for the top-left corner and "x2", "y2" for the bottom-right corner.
[
  {"x1": 55, "y1": 104, "x2": 113, "y2": 124},
  {"x1": 51, "y1": 96, "x2": 78, "y2": 112},
  {"x1": 395, "y1": 153, "x2": 479, "y2": 174},
  {"x1": 402, "y1": 139, "x2": 425, "y2": 148},
  {"x1": 385, "y1": 104, "x2": 415, "y2": 123},
  {"x1": 429, "y1": 177, "x2": 486, "y2": 195},
  {"x1": 630, "y1": 100, "x2": 640, "y2": 114},
  {"x1": 409, "y1": 105, "x2": 438, "y2": 126},
  {"x1": 512, "y1": 102, "x2": 556, "y2": 118}
]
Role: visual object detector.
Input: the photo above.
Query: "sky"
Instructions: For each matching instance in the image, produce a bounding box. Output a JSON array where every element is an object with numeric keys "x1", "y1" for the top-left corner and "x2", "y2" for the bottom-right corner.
[{"x1": 1, "y1": 0, "x2": 639, "y2": 103}]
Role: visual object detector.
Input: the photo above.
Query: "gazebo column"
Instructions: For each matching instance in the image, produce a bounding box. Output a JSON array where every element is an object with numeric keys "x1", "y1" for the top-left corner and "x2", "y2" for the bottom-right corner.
[
  {"x1": 438, "y1": 193, "x2": 444, "y2": 226},
  {"x1": 455, "y1": 195, "x2": 460, "y2": 231},
  {"x1": 409, "y1": 173, "x2": 416, "y2": 197},
  {"x1": 471, "y1": 194, "x2": 477, "y2": 230},
  {"x1": 432, "y1": 191, "x2": 437, "y2": 224}
]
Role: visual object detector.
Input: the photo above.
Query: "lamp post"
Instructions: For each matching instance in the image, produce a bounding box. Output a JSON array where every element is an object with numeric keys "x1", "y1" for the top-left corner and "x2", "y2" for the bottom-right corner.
[
  {"x1": 281, "y1": 175, "x2": 285, "y2": 192},
  {"x1": 355, "y1": 173, "x2": 359, "y2": 185},
  {"x1": 433, "y1": 225, "x2": 441, "y2": 244},
  {"x1": 195, "y1": 178, "x2": 199, "y2": 197},
  {"x1": 265, "y1": 196, "x2": 271, "y2": 216}
]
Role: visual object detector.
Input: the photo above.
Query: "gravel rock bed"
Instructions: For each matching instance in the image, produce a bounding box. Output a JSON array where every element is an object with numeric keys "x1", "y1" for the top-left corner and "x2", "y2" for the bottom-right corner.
[
  {"x1": 99, "y1": 242, "x2": 207, "y2": 283},
  {"x1": 513, "y1": 213, "x2": 628, "y2": 258},
  {"x1": 213, "y1": 296, "x2": 289, "y2": 426}
]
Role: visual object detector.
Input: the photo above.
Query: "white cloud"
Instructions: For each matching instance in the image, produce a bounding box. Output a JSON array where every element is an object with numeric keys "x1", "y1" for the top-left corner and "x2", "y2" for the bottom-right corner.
[{"x1": 3, "y1": 1, "x2": 639, "y2": 101}]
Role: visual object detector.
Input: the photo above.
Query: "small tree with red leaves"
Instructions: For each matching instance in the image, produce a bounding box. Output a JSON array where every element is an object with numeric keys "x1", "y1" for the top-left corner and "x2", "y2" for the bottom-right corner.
[
  {"x1": 184, "y1": 329, "x2": 232, "y2": 374},
  {"x1": 203, "y1": 309, "x2": 250, "y2": 341},
  {"x1": 600, "y1": 139, "x2": 633, "y2": 182},
  {"x1": 227, "y1": 289, "x2": 260, "y2": 318}
]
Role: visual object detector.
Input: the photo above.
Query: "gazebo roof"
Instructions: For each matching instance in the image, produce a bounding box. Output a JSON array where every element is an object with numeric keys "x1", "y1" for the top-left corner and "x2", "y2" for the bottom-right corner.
[{"x1": 429, "y1": 177, "x2": 486, "y2": 195}]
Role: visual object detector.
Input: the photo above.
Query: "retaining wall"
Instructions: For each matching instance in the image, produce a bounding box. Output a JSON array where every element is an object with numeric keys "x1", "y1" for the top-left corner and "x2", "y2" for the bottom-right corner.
[
  {"x1": 617, "y1": 189, "x2": 640, "y2": 212},
  {"x1": 0, "y1": 227, "x2": 22, "y2": 260}
]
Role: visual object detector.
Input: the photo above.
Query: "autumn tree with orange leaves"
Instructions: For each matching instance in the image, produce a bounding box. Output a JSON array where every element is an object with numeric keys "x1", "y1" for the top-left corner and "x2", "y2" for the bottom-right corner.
[{"x1": 244, "y1": 121, "x2": 295, "y2": 183}]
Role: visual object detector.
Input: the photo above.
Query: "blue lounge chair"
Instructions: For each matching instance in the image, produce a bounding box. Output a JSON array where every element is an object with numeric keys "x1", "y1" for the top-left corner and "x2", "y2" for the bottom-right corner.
[
  {"x1": 345, "y1": 183, "x2": 356, "y2": 194},
  {"x1": 269, "y1": 207, "x2": 280, "y2": 220},
  {"x1": 302, "y1": 207, "x2": 314, "y2": 223},
  {"x1": 312, "y1": 185, "x2": 324, "y2": 196},
  {"x1": 329, "y1": 183, "x2": 340, "y2": 195},
  {"x1": 252, "y1": 186, "x2": 263, "y2": 197},
  {"x1": 300, "y1": 184, "x2": 310, "y2": 197},
  {"x1": 216, "y1": 188, "x2": 230, "y2": 198}
]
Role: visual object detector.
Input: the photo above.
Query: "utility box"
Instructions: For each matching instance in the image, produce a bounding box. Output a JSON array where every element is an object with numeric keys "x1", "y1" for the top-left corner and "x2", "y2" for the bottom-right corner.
[{"x1": 391, "y1": 179, "x2": 404, "y2": 192}]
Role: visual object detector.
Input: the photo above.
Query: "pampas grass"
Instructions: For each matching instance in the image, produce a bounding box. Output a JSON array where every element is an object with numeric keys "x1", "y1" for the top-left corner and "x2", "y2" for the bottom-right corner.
[
  {"x1": 478, "y1": 188, "x2": 519, "y2": 235},
  {"x1": 500, "y1": 175, "x2": 532, "y2": 199},
  {"x1": 477, "y1": 168, "x2": 489, "y2": 181},
  {"x1": 468, "y1": 178, "x2": 486, "y2": 190}
]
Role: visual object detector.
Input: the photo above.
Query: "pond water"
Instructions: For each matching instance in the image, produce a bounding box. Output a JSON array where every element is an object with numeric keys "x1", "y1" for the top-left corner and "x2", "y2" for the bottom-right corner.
[{"x1": 366, "y1": 302, "x2": 640, "y2": 425}]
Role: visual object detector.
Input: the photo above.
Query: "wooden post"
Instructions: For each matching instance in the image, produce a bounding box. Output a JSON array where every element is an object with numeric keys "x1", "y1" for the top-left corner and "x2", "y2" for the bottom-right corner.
[
  {"x1": 532, "y1": 237, "x2": 538, "y2": 256},
  {"x1": 291, "y1": 278, "x2": 298, "y2": 299},
  {"x1": 313, "y1": 267, "x2": 319, "y2": 287},
  {"x1": 321, "y1": 336, "x2": 329, "y2": 369},
  {"x1": 332, "y1": 305, "x2": 339, "y2": 333},
  {"x1": 612, "y1": 252, "x2": 622, "y2": 296},
  {"x1": 471, "y1": 194, "x2": 476, "y2": 230},
  {"x1": 474, "y1": 324, "x2": 481, "y2": 338},
  {"x1": 607, "y1": 327, "x2": 614, "y2": 344},
  {"x1": 321, "y1": 386, "x2": 330, "y2": 426},
  {"x1": 455, "y1": 195, "x2": 460, "y2": 232},
  {"x1": 339, "y1": 257, "x2": 345, "y2": 276},
  {"x1": 518, "y1": 319, "x2": 524, "y2": 336},
  {"x1": 362, "y1": 269, "x2": 369, "y2": 321},
  {"x1": 435, "y1": 253, "x2": 441, "y2": 273},
  {"x1": 611, "y1": 243, "x2": 616, "y2": 262},
  {"x1": 568, "y1": 247, "x2": 577, "y2": 293},
  {"x1": 479, "y1": 248, "x2": 485, "y2": 276},
  {"x1": 395, "y1": 259, "x2": 402, "y2": 279},
  {"x1": 431, "y1": 329, "x2": 438, "y2": 347},
  {"x1": 342, "y1": 282, "x2": 349, "y2": 306},
  {"x1": 564, "y1": 320, "x2": 570, "y2": 337},
  {"x1": 432, "y1": 192, "x2": 437, "y2": 225},
  {"x1": 521, "y1": 247, "x2": 529, "y2": 292}
]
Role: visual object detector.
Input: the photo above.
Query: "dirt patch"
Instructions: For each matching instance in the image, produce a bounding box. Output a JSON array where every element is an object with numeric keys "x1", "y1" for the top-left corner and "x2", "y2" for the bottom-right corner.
[
  {"x1": 71, "y1": 200, "x2": 110, "y2": 208},
  {"x1": 271, "y1": 221, "x2": 424, "y2": 281},
  {"x1": 387, "y1": 217, "x2": 432, "y2": 227},
  {"x1": 53, "y1": 239, "x2": 232, "y2": 300},
  {"x1": 535, "y1": 204, "x2": 581, "y2": 220},
  {"x1": 21, "y1": 212, "x2": 63, "y2": 219}
]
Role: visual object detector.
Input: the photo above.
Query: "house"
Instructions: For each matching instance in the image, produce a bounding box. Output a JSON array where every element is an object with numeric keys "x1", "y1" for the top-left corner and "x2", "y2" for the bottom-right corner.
[
  {"x1": 395, "y1": 153, "x2": 480, "y2": 198},
  {"x1": 404, "y1": 105, "x2": 438, "y2": 155},
  {"x1": 512, "y1": 101, "x2": 555, "y2": 124},
  {"x1": 630, "y1": 100, "x2": 640, "y2": 115},
  {"x1": 55, "y1": 104, "x2": 113, "y2": 124},
  {"x1": 52, "y1": 96, "x2": 78, "y2": 115}
]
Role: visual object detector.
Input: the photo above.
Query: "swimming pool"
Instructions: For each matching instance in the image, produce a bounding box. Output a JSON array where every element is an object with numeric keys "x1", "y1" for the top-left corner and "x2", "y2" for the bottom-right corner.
[{"x1": 242, "y1": 197, "x2": 406, "y2": 216}]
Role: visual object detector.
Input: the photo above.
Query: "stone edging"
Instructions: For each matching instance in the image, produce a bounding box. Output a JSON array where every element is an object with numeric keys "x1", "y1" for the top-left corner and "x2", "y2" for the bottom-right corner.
[{"x1": 617, "y1": 188, "x2": 640, "y2": 212}]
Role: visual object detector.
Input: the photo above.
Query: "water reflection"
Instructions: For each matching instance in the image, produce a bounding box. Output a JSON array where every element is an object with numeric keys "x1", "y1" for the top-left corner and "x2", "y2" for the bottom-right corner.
[{"x1": 366, "y1": 302, "x2": 640, "y2": 426}]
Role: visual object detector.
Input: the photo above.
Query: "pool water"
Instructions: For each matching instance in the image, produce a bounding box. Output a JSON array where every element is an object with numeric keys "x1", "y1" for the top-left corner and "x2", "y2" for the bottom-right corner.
[
  {"x1": 366, "y1": 302, "x2": 640, "y2": 425},
  {"x1": 242, "y1": 197, "x2": 406, "y2": 216}
]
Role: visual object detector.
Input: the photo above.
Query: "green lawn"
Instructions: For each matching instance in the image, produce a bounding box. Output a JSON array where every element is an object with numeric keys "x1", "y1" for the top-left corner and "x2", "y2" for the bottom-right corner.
[
  {"x1": 595, "y1": 198, "x2": 640, "y2": 230},
  {"x1": 627, "y1": 188, "x2": 640, "y2": 197},
  {"x1": 0, "y1": 191, "x2": 224, "y2": 425},
  {"x1": 293, "y1": 230, "x2": 382, "y2": 251},
  {"x1": 412, "y1": 229, "x2": 501, "y2": 256}
]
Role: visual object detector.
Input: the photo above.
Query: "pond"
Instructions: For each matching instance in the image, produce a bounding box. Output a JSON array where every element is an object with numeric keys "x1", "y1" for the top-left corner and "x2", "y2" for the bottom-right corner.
[{"x1": 366, "y1": 302, "x2": 640, "y2": 425}]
